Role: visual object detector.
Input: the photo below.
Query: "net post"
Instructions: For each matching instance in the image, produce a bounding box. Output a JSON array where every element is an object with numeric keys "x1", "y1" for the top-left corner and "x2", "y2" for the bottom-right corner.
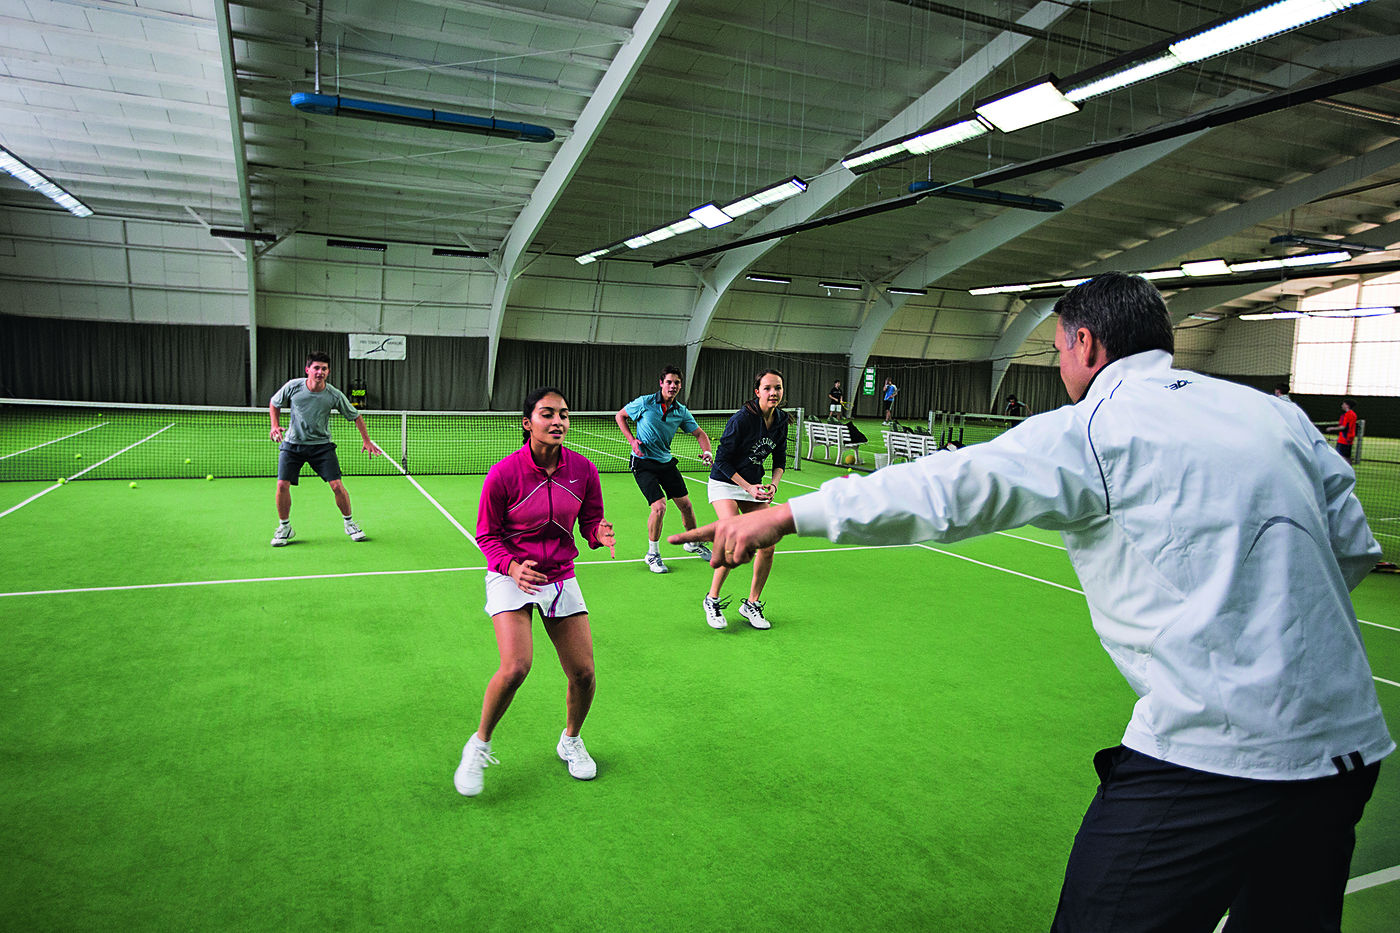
[
  {"x1": 1356, "y1": 419, "x2": 1365, "y2": 462},
  {"x1": 400, "y1": 412, "x2": 408, "y2": 471},
  {"x1": 927, "y1": 410, "x2": 934, "y2": 434},
  {"x1": 793, "y1": 406, "x2": 804, "y2": 471}
]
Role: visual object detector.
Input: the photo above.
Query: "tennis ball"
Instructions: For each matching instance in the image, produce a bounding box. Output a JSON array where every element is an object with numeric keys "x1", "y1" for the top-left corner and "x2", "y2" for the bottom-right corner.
[
  {"x1": 128, "y1": 482, "x2": 137, "y2": 488},
  {"x1": 843, "y1": 452, "x2": 855, "y2": 465},
  {"x1": 206, "y1": 474, "x2": 214, "y2": 481},
  {"x1": 57, "y1": 477, "x2": 66, "y2": 485},
  {"x1": 185, "y1": 458, "x2": 192, "y2": 464},
  {"x1": 74, "y1": 453, "x2": 82, "y2": 460}
]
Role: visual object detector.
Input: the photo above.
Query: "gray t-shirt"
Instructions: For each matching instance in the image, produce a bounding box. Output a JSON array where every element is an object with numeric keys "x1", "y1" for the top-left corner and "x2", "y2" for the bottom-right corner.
[{"x1": 270, "y1": 379, "x2": 360, "y2": 446}]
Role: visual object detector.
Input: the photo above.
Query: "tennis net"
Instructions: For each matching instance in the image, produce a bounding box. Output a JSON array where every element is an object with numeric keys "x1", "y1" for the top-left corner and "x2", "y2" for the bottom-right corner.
[{"x1": 0, "y1": 399, "x2": 805, "y2": 482}]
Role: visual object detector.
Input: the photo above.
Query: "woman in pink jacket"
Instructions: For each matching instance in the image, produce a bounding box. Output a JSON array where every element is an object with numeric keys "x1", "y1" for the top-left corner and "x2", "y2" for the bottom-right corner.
[{"x1": 454, "y1": 386, "x2": 615, "y2": 797}]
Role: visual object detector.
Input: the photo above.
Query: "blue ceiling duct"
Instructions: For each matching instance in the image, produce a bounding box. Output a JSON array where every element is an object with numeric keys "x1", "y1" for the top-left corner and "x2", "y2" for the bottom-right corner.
[{"x1": 290, "y1": 92, "x2": 555, "y2": 143}]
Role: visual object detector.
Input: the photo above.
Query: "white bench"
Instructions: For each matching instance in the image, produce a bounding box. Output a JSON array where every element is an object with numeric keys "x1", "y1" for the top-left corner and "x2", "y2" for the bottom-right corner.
[
  {"x1": 805, "y1": 420, "x2": 864, "y2": 464},
  {"x1": 882, "y1": 430, "x2": 939, "y2": 464}
]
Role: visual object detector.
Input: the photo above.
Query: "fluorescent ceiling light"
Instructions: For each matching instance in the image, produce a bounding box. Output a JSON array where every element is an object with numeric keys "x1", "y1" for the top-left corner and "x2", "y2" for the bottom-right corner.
[
  {"x1": 0, "y1": 145, "x2": 93, "y2": 218},
  {"x1": 746, "y1": 273, "x2": 791, "y2": 285},
  {"x1": 1064, "y1": 54, "x2": 1184, "y2": 103},
  {"x1": 1169, "y1": 0, "x2": 1368, "y2": 64},
  {"x1": 1281, "y1": 250, "x2": 1351, "y2": 266},
  {"x1": 1181, "y1": 259, "x2": 1233, "y2": 277},
  {"x1": 665, "y1": 217, "x2": 703, "y2": 236},
  {"x1": 1187, "y1": 313, "x2": 1223, "y2": 321},
  {"x1": 886, "y1": 286, "x2": 928, "y2": 296},
  {"x1": 903, "y1": 118, "x2": 991, "y2": 155},
  {"x1": 1309, "y1": 305, "x2": 1396, "y2": 317},
  {"x1": 689, "y1": 203, "x2": 733, "y2": 228},
  {"x1": 724, "y1": 176, "x2": 808, "y2": 217},
  {"x1": 969, "y1": 283, "x2": 1033, "y2": 296},
  {"x1": 842, "y1": 142, "x2": 909, "y2": 171},
  {"x1": 975, "y1": 78, "x2": 1079, "y2": 133},
  {"x1": 1227, "y1": 258, "x2": 1287, "y2": 272},
  {"x1": 1239, "y1": 309, "x2": 1305, "y2": 320},
  {"x1": 818, "y1": 281, "x2": 862, "y2": 292},
  {"x1": 575, "y1": 247, "x2": 611, "y2": 265},
  {"x1": 327, "y1": 239, "x2": 386, "y2": 251},
  {"x1": 211, "y1": 228, "x2": 277, "y2": 242},
  {"x1": 1138, "y1": 269, "x2": 1185, "y2": 281},
  {"x1": 432, "y1": 247, "x2": 487, "y2": 258}
]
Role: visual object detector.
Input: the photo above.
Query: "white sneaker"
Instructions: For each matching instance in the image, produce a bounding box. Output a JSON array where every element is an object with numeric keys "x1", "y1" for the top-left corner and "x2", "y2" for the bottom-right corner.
[
  {"x1": 739, "y1": 598, "x2": 772, "y2": 630},
  {"x1": 645, "y1": 552, "x2": 670, "y2": 574},
  {"x1": 344, "y1": 519, "x2": 366, "y2": 541},
  {"x1": 703, "y1": 595, "x2": 730, "y2": 630},
  {"x1": 454, "y1": 736, "x2": 497, "y2": 796},
  {"x1": 683, "y1": 541, "x2": 713, "y2": 561},
  {"x1": 271, "y1": 524, "x2": 295, "y2": 547},
  {"x1": 556, "y1": 731, "x2": 596, "y2": 780}
]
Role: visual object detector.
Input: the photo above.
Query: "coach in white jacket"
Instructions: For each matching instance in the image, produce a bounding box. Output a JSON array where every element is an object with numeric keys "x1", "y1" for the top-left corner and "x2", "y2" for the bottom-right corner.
[{"x1": 675, "y1": 272, "x2": 1392, "y2": 932}]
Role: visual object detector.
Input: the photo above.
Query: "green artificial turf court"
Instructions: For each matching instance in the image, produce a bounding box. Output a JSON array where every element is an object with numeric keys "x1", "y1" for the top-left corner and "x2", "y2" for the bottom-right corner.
[{"x1": 2, "y1": 459, "x2": 1399, "y2": 931}]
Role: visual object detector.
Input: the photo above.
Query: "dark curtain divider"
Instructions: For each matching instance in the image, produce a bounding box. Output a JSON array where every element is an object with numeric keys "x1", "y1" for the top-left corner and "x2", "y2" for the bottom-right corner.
[
  {"x1": 862, "y1": 356, "x2": 992, "y2": 421},
  {"x1": 256, "y1": 328, "x2": 489, "y2": 410},
  {"x1": 490, "y1": 340, "x2": 689, "y2": 412},
  {"x1": 997, "y1": 363, "x2": 1072, "y2": 416},
  {"x1": 0, "y1": 314, "x2": 248, "y2": 405},
  {"x1": 690, "y1": 347, "x2": 847, "y2": 415}
]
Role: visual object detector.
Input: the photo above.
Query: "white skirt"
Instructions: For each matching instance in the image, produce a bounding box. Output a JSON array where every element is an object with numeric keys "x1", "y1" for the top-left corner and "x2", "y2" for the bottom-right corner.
[
  {"x1": 707, "y1": 477, "x2": 763, "y2": 504},
  {"x1": 484, "y1": 571, "x2": 588, "y2": 619}
]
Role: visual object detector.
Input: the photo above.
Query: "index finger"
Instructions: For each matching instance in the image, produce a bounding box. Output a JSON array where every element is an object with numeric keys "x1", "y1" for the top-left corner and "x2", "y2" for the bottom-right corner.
[{"x1": 669, "y1": 522, "x2": 717, "y2": 546}]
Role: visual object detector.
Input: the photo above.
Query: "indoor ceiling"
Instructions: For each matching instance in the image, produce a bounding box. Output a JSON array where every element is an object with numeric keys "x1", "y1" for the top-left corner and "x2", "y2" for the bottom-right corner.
[{"x1": 2, "y1": 0, "x2": 1400, "y2": 324}]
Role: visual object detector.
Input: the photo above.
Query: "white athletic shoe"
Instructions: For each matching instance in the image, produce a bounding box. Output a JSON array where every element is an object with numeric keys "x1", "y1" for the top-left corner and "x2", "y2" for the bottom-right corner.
[
  {"x1": 703, "y1": 595, "x2": 730, "y2": 630},
  {"x1": 271, "y1": 524, "x2": 295, "y2": 547},
  {"x1": 556, "y1": 731, "x2": 597, "y2": 780},
  {"x1": 739, "y1": 598, "x2": 772, "y2": 630},
  {"x1": 645, "y1": 552, "x2": 670, "y2": 574},
  {"x1": 344, "y1": 519, "x2": 366, "y2": 541},
  {"x1": 454, "y1": 735, "x2": 498, "y2": 797},
  {"x1": 683, "y1": 541, "x2": 713, "y2": 561}
]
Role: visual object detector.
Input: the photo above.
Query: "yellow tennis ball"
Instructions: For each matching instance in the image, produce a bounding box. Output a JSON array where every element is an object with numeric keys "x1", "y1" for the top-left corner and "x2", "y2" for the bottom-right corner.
[
  {"x1": 128, "y1": 482, "x2": 137, "y2": 488},
  {"x1": 57, "y1": 477, "x2": 66, "y2": 484},
  {"x1": 843, "y1": 452, "x2": 855, "y2": 465},
  {"x1": 185, "y1": 458, "x2": 192, "y2": 464},
  {"x1": 74, "y1": 453, "x2": 82, "y2": 460},
  {"x1": 206, "y1": 475, "x2": 214, "y2": 481}
]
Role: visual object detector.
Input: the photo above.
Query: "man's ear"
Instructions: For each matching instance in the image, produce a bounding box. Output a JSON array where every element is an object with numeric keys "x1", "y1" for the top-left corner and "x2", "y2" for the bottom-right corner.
[{"x1": 1076, "y1": 327, "x2": 1106, "y2": 369}]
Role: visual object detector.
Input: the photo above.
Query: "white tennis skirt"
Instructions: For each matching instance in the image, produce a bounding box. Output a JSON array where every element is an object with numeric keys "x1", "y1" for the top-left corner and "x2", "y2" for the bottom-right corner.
[
  {"x1": 707, "y1": 478, "x2": 764, "y2": 504},
  {"x1": 484, "y1": 571, "x2": 588, "y2": 619}
]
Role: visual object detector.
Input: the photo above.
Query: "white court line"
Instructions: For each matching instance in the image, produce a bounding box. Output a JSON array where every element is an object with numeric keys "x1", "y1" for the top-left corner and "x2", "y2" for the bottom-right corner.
[
  {"x1": 1361, "y1": 618, "x2": 1399, "y2": 633},
  {"x1": 1375, "y1": 676, "x2": 1400, "y2": 689},
  {"x1": 0, "y1": 543, "x2": 915, "y2": 599},
  {"x1": 915, "y1": 542, "x2": 1085, "y2": 595},
  {"x1": 0, "y1": 422, "x2": 174, "y2": 520},
  {"x1": 0, "y1": 422, "x2": 106, "y2": 460},
  {"x1": 385, "y1": 456, "x2": 478, "y2": 547},
  {"x1": 996, "y1": 530, "x2": 1066, "y2": 550},
  {"x1": 0, "y1": 565, "x2": 487, "y2": 598}
]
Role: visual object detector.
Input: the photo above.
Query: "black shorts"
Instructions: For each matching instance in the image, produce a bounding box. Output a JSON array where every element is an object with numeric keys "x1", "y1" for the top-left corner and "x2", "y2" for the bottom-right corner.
[
  {"x1": 630, "y1": 456, "x2": 688, "y2": 504},
  {"x1": 277, "y1": 442, "x2": 342, "y2": 485},
  {"x1": 1336, "y1": 441, "x2": 1353, "y2": 461}
]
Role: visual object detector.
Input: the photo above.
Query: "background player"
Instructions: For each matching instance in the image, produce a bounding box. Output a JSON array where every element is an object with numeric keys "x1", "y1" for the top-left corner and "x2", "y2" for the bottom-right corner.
[
  {"x1": 828, "y1": 379, "x2": 846, "y2": 421},
  {"x1": 456, "y1": 387, "x2": 615, "y2": 797},
  {"x1": 1336, "y1": 398, "x2": 1358, "y2": 461},
  {"x1": 881, "y1": 377, "x2": 898, "y2": 424},
  {"x1": 614, "y1": 366, "x2": 714, "y2": 573},
  {"x1": 268, "y1": 350, "x2": 381, "y2": 546},
  {"x1": 701, "y1": 369, "x2": 788, "y2": 631}
]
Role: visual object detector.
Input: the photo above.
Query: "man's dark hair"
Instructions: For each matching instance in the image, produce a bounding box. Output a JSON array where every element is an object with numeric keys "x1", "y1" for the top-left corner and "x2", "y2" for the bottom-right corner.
[
  {"x1": 1053, "y1": 272, "x2": 1173, "y2": 360},
  {"x1": 306, "y1": 350, "x2": 331, "y2": 366},
  {"x1": 660, "y1": 366, "x2": 683, "y2": 382},
  {"x1": 1275, "y1": 383, "x2": 1289, "y2": 394}
]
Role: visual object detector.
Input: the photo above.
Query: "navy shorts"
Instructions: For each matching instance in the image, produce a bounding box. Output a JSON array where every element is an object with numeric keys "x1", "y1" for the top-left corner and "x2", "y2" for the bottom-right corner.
[
  {"x1": 1051, "y1": 745, "x2": 1381, "y2": 933},
  {"x1": 277, "y1": 442, "x2": 342, "y2": 484},
  {"x1": 630, "y1": 456, "x2": 688, "y2": 504}
]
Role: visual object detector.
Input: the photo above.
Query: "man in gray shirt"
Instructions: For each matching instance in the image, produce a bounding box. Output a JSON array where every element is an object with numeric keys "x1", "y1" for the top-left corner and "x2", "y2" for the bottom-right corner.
[{"x1": 268, "y1": 351, "x2": 382, "y2": 546}]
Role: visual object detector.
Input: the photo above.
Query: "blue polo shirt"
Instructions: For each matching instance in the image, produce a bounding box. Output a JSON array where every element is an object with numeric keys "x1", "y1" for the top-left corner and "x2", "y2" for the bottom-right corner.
[{"x1": 623, "y1": 392, "x2": 699, "y2": 463}]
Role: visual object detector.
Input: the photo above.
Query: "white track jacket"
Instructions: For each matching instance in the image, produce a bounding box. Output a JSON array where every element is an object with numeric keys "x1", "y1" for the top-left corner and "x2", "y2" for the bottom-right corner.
[{"x1": 790, "y1": 350, "x2": 1393, "y2": 780}]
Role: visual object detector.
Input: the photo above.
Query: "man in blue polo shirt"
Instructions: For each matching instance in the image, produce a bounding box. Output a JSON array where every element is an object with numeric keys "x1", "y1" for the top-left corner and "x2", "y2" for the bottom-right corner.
[{"x1": 614, "y1": 366, "x2": 715, "y2": 573}]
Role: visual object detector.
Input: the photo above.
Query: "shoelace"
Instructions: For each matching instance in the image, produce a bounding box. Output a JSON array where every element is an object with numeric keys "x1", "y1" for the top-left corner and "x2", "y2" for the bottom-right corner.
[
  {"x1": 470, "y1": 747, "x2": 499, "y2": 769},
  {"x1": 744, "y1": 600, "x2": 765, "y2": 616},
  {"x1": 707, "y1": 595, "x2": 731, "y2": 614},
  {"x1": 560, "y1": 737, "x2": 589, "y2": 761}
]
